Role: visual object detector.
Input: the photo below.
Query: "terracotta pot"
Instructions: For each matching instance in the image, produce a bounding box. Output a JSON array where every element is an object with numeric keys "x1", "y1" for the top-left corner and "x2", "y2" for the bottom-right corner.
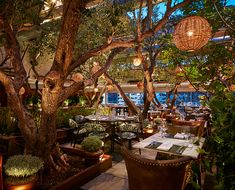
[
  {"x1": 84, "y1": 149, "x2": 104, "y2": 167},
  {"x1": 4, "y1": 175, "x2": 38, "y2": 190}
]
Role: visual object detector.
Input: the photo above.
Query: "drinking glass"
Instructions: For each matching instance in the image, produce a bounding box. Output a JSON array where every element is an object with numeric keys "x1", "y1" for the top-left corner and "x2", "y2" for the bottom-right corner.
[{"x1": 159, "y1": 119, "x2": 168, "y2": 138}]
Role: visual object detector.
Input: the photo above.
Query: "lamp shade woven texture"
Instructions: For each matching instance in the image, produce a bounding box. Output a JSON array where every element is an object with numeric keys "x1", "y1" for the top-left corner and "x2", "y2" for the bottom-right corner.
[{"x1": 173, "y1": 16, "x2": 211, "y2": 51}]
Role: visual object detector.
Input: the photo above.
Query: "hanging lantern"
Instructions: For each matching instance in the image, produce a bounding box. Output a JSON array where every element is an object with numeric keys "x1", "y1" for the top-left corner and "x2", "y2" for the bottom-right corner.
[
  {"x1": 91, "y1": 61, "x2": 101, "y2": 74},
  {"x1": 230, "y1": 85, "x2": 235, "y2": 91},
  {"x1": 94, "y1": 87, "x2": 99, "y2": 92},
  {"x1": 133, "y1": 57, "x2": 142, "y2": 66},
  {"x1": 173, "y1": 16, "x2": 211, "y2": 52},
  {"x1": 137, "y1": 81, "x2": 144, "y2": 90},
  {"x1": 175, "y1": 66, "x2": 182, "y2": 74},
  {"x1": 19, "y1": 87, "x2": 25, "y2": 95},
  {"x1": 71, "y1": 73, "x2": 84, "y2": 82},
  {"x1": 107, "y1": 85, "x2": 114, "y2": 92}
]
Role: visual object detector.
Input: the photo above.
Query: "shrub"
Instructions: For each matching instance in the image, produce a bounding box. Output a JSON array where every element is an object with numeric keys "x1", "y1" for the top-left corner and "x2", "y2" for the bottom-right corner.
[
  {"x1": 4, "y1": 155, "x2": 44, "y2": 178},
  {"x1": 81, "y1": 136, "x2": 103, "y2": 152},
  {"x1": 0, "y1": 107, "x2": 19, "y2": 135}
]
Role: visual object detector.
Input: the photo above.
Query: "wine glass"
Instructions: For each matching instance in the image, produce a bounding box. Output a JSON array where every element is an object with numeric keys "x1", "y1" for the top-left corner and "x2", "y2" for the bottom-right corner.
[{"x1": 159, "y1": 119, "x2": 168, "y2": 138}]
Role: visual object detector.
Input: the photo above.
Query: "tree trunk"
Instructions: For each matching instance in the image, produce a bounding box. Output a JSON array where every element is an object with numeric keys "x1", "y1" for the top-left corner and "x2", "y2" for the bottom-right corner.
[{"x1": 104, "y1": 73, "x2": 141, "y2": 116}]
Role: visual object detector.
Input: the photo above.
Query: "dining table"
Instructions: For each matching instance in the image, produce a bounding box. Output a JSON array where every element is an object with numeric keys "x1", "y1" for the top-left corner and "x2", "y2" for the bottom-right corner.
[
  {"x1": 85, "y1": 115, "x2": 138, "y2": 152},
  {"x1": 133, "y1": 132, "x2": 205, "y2": 159}
]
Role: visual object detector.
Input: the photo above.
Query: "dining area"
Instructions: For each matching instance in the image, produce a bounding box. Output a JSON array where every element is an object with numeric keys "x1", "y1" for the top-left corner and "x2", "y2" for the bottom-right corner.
[
  {"x1": 81, "y1": 126, "x2": 208, "y2": 190},
  {"x1": 68, "y1": 104, "x2": 211, "y2": 190}
]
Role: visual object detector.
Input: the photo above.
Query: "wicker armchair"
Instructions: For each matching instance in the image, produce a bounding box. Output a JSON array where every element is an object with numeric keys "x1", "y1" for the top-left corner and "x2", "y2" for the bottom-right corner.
[{"x1": 121, "y1": 146, "x2": 192, "y2": 190}]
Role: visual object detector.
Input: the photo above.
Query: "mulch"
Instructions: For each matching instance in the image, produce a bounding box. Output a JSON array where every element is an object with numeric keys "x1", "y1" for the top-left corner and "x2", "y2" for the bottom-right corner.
[{"x1": 39, "y1": 154, "x2": 87, "y2": 189}]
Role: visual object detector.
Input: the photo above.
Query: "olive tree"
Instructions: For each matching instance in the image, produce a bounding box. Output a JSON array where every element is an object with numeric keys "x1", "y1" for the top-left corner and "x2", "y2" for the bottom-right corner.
[{"x1": 0, "y1": 0, "x2": 190, "y2": 170}]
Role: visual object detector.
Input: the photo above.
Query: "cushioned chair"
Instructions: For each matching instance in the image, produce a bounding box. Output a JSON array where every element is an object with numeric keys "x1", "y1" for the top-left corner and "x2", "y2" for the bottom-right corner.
[
  {"x1": 170, "y1": 119, "x2": 205, "y2": 137},
  {"x1": 121, "y1": 146, "x2": 192, "y2": 190},
  {"x1": 117, "y1": 122, "x2": 141, "y2": 150},
  {"x1": 74, "y1": 115, "x2": 89, "y2": 124},
  {"x1": 87, "y1": 123, "x2": 110, "y2": 140},
  {"x1": 69, "y1": 119, "x2": 86, "y2": 147}
]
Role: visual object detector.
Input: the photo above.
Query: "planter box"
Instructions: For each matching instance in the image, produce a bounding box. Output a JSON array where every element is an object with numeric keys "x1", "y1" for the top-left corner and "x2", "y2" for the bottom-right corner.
[
  {"x1": 49, "y1": 146, "x2": 112, "y2": 190},
  {"x1": 51, "y1": 164, "x2": 100, "y2": 190}
]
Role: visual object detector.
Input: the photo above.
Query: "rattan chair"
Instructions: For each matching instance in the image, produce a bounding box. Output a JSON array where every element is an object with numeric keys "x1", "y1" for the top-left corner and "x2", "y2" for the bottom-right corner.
[{"x1": 121, "y1": 146, "x2": 192, "y2": 190}]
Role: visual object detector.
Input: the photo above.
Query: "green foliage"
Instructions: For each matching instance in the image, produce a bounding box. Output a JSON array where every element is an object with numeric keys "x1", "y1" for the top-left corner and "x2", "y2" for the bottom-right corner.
[
  {"x1": 74, "y1": 1, "x2": 133, "y2": 57},
  {"x1": 4, "y1": 174, "x2": 37, "y2": 185},
  {"x1": 0, "y1": 107, "x2": 19, "y2": 135},
  {"x1": 154, "y1": 117, "x2": 162, "y2": 125},
  {"x1": 4, "y1": 154, "x2": 44, "y2": 177},
  {"x1": 207, "y1": 92, "x2": 235, "y2": 189},
  {"x1": 81, "y1": 136, "x2": 103, "y2": 152},
  {"x1": 0, "y1": 0, "x2": 43, "y2": 25},
  {"x1": 56, "y1": 107, "x2": 95, "y2": 128}
]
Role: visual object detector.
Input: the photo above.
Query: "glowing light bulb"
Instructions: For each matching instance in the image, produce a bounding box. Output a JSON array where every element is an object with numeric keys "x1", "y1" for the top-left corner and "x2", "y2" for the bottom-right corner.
[
  {"x1": 187, "y1": 31, "x2": 194, "y2": 36},
  {"x1": 133, "y1": 57, "x2": 142, "y2": 66}
]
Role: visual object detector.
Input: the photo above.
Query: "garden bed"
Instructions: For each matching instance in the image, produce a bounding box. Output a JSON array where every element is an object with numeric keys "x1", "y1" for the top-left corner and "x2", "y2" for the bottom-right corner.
[{"x1": 38, "y1": 146, "x2": 112, "y2": 190}]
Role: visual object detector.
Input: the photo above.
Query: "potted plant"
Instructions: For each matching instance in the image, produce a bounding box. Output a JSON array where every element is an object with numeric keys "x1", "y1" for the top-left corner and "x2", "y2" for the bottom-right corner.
[
  {"x1": 154, "y1": 117, "x2": 163, "y2": 126},
  {"x1": 4, "y1": 154, "x2": 44, "y2": 190},
  {"x1": 80, "y1": 136, "x2": 104, "y2": 166}
]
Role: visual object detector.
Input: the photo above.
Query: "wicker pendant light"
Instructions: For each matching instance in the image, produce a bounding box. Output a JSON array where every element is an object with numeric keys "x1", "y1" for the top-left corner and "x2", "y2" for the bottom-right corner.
[
  {"x1": 173, "y1": 16, "x2": 211, "y2": 52},
  {"x1": 71, "y1": 73, "x2": 84, "y2": 82},
  {"x1": 137, "y1": 81, "x2": 144, "y2": 90},
  {"x1": 133, "y1": 57, "x2": 142, "y2": 66}
]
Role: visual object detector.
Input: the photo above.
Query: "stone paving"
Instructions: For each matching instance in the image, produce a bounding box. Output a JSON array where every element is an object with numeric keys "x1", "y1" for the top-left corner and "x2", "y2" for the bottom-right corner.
[{"x1": 80, "y1": 149, "x2": 157, "y2": 190}]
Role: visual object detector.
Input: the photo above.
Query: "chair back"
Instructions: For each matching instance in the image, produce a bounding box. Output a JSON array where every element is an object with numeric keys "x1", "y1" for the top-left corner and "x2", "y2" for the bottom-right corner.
[
  {"x1": 0, "y1": 154, "x2": 3, "y2": 190},
  {"x1": 171, "y1": 119, "x2": 205, "y2": 137},
  {"x1": 69, "y1": 118, "x2": 79, "y2": 128},
  {"x1": 121, "y1": 146, "x2": 192, "y2": 190}
]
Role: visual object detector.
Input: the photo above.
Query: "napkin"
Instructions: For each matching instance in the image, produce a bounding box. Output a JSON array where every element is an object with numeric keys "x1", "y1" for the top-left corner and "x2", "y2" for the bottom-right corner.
[
  {"x1": 157, "y1": 142, "x2": 173, "y2": 151},
  {"x1": 174, "y1": 133, "x2": 185, "y2": 139}
]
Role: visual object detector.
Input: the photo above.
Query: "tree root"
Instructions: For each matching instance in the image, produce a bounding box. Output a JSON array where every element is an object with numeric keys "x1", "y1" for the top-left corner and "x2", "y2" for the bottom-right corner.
[{"x1": 48, "y1": 143, "x2": 70, "y2": 172}]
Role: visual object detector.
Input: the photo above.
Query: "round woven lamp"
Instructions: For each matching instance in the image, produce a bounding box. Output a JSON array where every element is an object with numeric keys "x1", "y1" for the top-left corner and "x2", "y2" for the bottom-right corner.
[
  {"x1": 71, "y1": 73, "x2": 84, "y2": 82},
  {"x1": 173, "y1": 16, "x2": 211, "y2": 52},
  {"x1": 137, "y1": 81, "x2": 144, "y2": 90}
]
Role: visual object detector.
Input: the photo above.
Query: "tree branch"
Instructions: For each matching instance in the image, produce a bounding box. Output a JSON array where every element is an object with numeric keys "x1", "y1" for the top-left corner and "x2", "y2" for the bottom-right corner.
[
  {"x1": 60, "y1": 48, "x2": 124, "y2": 103},
  {"x1": 70, "y1": 40, "x2": 134, "y2": 73},
  {"x1": 0, "y1": 70, "x2": 34, "y2": 140},
  {"x1": 140, "y1": 0, "x2": 192, "y2": 41},
  {"x1": 104, "y1": 72, "x2": 141, "y2": 115},
  {"x1": 2, "y1": 17, "x2": 27, "y2": 90}
]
